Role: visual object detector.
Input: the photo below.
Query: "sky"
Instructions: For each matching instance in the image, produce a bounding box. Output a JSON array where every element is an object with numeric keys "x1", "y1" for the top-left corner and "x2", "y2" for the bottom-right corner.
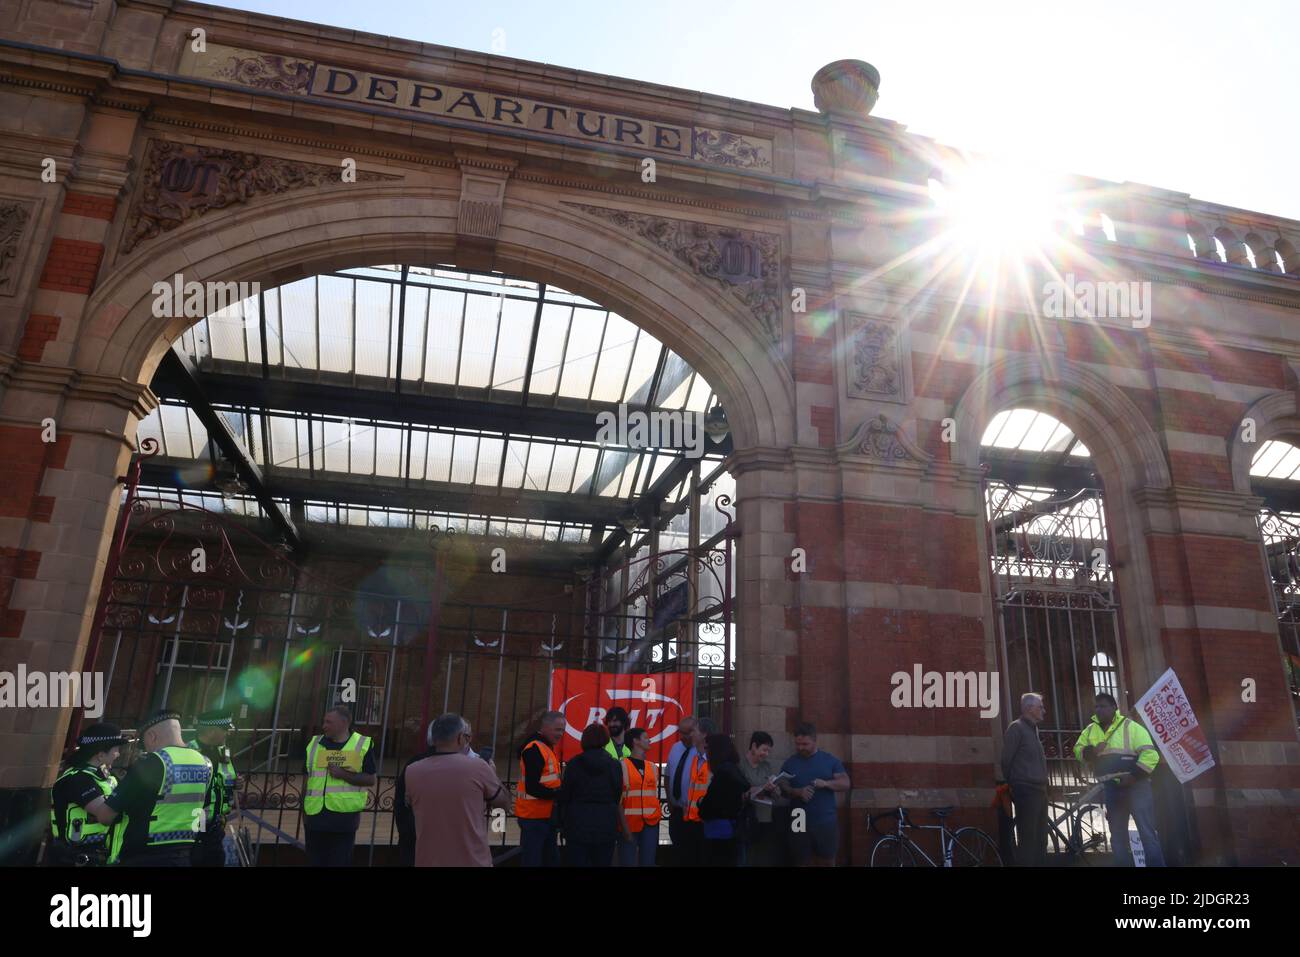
[{"x1": 210, "y1": 0, "x2": 1299, "y2": 221}]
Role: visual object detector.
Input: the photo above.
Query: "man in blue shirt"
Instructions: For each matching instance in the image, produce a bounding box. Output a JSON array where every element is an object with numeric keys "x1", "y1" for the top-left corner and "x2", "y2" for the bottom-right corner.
[{"x1": 778, "y1": 721, "x2": 850, "y2": 866}]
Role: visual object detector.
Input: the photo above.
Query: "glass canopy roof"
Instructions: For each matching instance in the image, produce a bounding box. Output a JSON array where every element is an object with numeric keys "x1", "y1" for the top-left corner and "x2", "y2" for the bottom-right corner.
[
  {"x1": 981, "y1": 408, "x2": 1091, "y2": 458},
  {"x1": 1251, "y1": 440, "x2": 1300, "y2": 481},
  {"x1": 174, "y1": 265, "x2": 717, "y2": 413},
  {"x1": 141, "y1": 265, "x2": 726, "y2": 543},
  {"x1": 137, "y1": 400, "x2": 712, "y2": 500}
]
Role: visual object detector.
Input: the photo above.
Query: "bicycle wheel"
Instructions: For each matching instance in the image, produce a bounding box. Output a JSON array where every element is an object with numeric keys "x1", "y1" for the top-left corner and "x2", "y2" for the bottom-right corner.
[
  {"x1": 1071, "y1": 803, "x2": 1108, "y2": 865},
  {"x1": 870, "y1": 836, "x2": 918, "y2": 867},
  {"x1": 951, "y1": 827, "x2": 1003, "y2": 867}
]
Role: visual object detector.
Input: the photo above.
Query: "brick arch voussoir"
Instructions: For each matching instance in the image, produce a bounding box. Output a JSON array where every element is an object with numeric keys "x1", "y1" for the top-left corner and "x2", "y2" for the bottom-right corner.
[
  {"x1": 82, "y1": 186, "x2": 795, "y2": 451},
  {"x1": 951, "y1": 354, "x2": 1172, "y2": 494}
]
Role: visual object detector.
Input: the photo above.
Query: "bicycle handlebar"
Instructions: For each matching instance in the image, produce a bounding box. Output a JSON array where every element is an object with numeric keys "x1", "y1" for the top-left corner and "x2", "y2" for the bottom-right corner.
[{"x1": 868, "y1": 806, "x2": 908, "y2": 835}]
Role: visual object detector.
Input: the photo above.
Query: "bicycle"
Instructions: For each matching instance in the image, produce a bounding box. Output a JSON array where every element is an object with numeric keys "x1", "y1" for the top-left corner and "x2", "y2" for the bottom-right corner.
[
  {"x1": 868, "y1": 806, "x2": 1003, "y2": 867},
  {"x1": 1045, "y1": 784, "x2": 1107, "y2": 864}
]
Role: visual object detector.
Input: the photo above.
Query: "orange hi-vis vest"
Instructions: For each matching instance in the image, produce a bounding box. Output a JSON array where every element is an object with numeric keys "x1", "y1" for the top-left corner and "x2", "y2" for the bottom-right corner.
[
  {"x1": 684, "y1": 753, "x2": 711, "y2": 823},
  {"x1": 621, "y1": 757, "x2": 662, "y2": 833},
  {"x1": 517, "y1": 739, "x2": 561, "y2": 819}
]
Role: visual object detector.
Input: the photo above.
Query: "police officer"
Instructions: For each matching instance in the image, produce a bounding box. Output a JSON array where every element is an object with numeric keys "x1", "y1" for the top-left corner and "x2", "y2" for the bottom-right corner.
[
  {"x1": 88, "y1": 709, "x2": 215, "y2": 867},
  {"x1": 187, "y1": 707, "x2": 239, "y2": 867},
  {"x1": 47, "y1": 723, "x2": 129, "y2": 866}
]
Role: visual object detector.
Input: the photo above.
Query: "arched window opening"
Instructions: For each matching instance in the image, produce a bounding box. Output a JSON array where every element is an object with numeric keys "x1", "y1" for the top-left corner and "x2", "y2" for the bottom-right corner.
[
  {"x1": 982, "y1": 408, "x2": 1127, "y2": 799},
  {"x1": 1091, "y1": 652, "x2": 1119, "y2": 700},
  {"x1": 1251, "y1": 440, "x2": 1300, "y2": 725},
  {"x1": 105, "y1": 262, "x2": 744, "y2": 837}
]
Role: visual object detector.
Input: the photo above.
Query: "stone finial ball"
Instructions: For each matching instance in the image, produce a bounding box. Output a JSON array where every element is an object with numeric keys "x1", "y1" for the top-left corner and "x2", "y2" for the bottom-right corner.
[{"x1": 811, "y1": 60, "x2": 881, "y2": 118}]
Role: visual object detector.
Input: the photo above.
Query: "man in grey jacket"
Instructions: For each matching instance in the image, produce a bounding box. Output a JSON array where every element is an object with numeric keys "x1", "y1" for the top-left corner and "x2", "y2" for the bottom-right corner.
[{"x1": 1001, "y1": 692, "x2": 1049, "y2": 865}]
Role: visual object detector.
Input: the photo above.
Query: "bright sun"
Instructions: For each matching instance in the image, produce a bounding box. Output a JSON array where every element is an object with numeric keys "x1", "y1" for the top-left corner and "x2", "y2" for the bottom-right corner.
[{"x1": 928, "y1": 160, "x2": 1064, "y2": 256}]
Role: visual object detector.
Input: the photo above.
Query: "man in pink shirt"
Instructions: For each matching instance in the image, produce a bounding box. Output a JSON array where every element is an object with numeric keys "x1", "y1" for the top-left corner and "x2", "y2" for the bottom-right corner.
[{"x1": 404, "y1": 713, "x2": 512, "y2": 867}]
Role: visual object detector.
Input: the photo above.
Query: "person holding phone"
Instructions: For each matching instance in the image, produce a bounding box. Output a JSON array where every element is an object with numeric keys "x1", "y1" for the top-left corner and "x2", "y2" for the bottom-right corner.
[{"x1": 404, "y1": 713, "x2": 511, "y2": 867}]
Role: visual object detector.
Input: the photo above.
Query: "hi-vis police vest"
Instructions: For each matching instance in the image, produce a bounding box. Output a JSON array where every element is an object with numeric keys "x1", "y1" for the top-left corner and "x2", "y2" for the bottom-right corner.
[
  {"x1": 1073, "y1": 714, "x2": 1160, "y2": 780},
  {"x1": 49, "y1": 764, "x2": 123, "y2": 864},
  {"x1": 127, "y1": 746, "x2": 214, "y2": 851},
  {"x1": 684, "y1": 753, "x2": 711, "y2": 823},
  {"x1": 304, "y1": 732, "x2": 372, "y2": 815},
  {"x1": 516, "y1": 739, "x2": 561, "y2": 820},
  {"x1": 621, "y1": 758, "x2": 662, "y2": 833},
  {"x1": 188, "y1": 739, "x2": 238, "y2": 817}
]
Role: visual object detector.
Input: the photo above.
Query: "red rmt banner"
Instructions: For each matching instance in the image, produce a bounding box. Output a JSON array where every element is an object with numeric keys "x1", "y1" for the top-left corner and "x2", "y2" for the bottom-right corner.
[
  {"x1": 548, "y1": 669, "x2": 694, "y2": 763},
  {"x1": 1135, "y1": 667, "x2": 1216, "y2": 784}
]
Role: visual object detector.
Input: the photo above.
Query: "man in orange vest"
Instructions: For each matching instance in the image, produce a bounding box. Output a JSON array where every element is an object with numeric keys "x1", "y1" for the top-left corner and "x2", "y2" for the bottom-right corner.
[
  {"x1": 617, "y1": 728, "x2": 662, "y2": 866},
  {"x1": 517, "y1": 710, "x2": 565, "y2": 867},
  {"x1": 680, "y1": 717, "x2": 714, "y2": 866}
]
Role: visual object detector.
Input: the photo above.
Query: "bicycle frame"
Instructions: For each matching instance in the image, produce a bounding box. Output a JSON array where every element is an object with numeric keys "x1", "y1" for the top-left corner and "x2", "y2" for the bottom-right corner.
[{"x1": 887, "y1": 808, "x2": 959, "y2": 867}]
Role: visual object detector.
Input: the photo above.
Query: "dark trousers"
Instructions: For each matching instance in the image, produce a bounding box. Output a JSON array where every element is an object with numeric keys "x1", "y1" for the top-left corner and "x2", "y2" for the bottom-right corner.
[
  {"x1": 703, "y1": 837, "x2": 739, "y2": 867},
  {"x1": 192, "y1": 834, "x2": 226, "y2": 867},
  {"x1": 564, "y1": 840, "x2": 615, "y2": 867},
  {"x1": 119, "y1": 845, "x2": 194, "y2": 867},
  {"x1": 667, "y1": 806, "x2": 686, "y2": 847},
  {"x1": 673, "y1": 820, "x2": 704, "y2": 866},
  {"x1": 1105, "y1": 777, "x2": 1166, "y2": 867},
  {"x1": 518, "y1": 818, "x2": 559, "y2": 867},
  {"x1": 1010, "y1": 782, "x2": 1048, "y2": 866},
  {"x1": 304, "y1": 828, "x2": 356, "y2": 867},
  {"x1": 741, "y1": 819, "x2": 777, "y2": 867}
]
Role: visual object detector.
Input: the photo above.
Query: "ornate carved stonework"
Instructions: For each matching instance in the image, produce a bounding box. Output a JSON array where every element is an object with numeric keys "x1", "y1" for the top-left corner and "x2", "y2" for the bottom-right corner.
[
  {"x1": 121, "y1": 140, "x2": 400, "y2": 253},
  {"x1": 692, "y1": 129, "x2": 772, "y2": 170},
  {"x1": 456, "y1": 154, "x2": 515, "y2": 242},
  {"x1": 841, "y1": 414, "x2": 928, "y2": 464},
  {"x1": 0, "y1": 200, "x2": 33, "y2": 296},
  {"x1": 847, "y1": 313, "x2": 903, "y2": 399},
  {"x1": 566, "y1": 202, "x2": 782, "y2": 342},
  {"x1": 209, "y1": 51, "x2": 313, "y2": 94}
]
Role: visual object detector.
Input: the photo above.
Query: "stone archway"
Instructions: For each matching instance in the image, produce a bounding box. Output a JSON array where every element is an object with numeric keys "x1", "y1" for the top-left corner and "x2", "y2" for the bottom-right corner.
[
  {"x1": 1228, "y1": 391, "x2": 1300, "y2": 495},
  {"x1": 12, "y1": 180, "x2": 798, "y2": 800},
  {"x1": 83, "y1": 184, "x2": 795, "y2": 452},
  {"x1": 951, "y1": 353, "x2": 1173, "y2": 701}
]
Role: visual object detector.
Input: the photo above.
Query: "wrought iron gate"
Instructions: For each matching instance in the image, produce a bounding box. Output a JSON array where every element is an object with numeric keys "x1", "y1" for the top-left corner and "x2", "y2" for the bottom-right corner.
[
  {"x1": 83, "y1": 446, "x2": 735, "y2": 864},
  {"x1": 985, "y1": 479, "x2": 1129, "y2": 794},
  {"x1": 1254, "y1": 508, "x2": 1300, "y2": 728}
]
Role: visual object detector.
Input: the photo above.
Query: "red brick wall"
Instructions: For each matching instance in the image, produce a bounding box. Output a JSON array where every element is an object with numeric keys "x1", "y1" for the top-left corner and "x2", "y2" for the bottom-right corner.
[
  {"x1": 16, "y1": 313, "x2": 60, "y2": 362},
  {"x1": 810, "y1": 404, "x2": 835, "y2": 447},
  {"x1": 0, "y1": 546, "x2": 42, "y2": 638},
  {"x1": 60, "y1": 192, "x2": 117, "y2": 221},
  {"x1": 37, "y1": 238, "x2": 105, "y2": 295}
]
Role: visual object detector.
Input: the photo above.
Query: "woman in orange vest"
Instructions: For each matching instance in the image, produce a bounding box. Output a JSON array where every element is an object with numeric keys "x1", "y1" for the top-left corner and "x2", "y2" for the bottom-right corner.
[{"x1": 617, "y1": 728, "x2": 662, "y2": 866}]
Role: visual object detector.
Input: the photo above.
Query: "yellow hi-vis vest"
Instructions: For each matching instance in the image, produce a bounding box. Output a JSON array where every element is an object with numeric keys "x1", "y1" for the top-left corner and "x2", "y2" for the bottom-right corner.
[
  {"x1": 304, "y1": 732, "x2": 372, "y2": 815},
  {"x1": 188, "y1": 739, "x2": 237, "y2": 818},
  {"x1": 1073, "y1": 714, "x2": 1159, "y2": 779},
  {"x1": 49, "y1": 764, "x2": 123, "y2": 864},
  {"x1": 129, "y1": 746, "x2": 214, "y2": 850}
]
